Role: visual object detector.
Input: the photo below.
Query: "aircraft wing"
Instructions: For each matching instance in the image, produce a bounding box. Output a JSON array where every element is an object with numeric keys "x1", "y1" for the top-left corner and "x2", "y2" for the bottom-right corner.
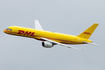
[
  {"x1": 35, "y1": 20, "x2": 43, "y2": 30},
  {"x1": 41, "y1": 38, "x2": 83, "y2": 51}
]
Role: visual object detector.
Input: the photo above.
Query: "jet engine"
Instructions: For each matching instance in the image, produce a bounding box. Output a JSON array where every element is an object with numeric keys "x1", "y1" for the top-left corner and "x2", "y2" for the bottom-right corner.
[{"x1": 42, "y1": 41, "x2": 54, "y2": 48}]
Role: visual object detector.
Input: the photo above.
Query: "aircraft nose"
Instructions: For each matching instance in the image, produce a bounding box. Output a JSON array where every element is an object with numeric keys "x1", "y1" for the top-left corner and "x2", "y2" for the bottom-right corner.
[{"x1": 3, "y1": 29, "x2": 7, "y2": 33}]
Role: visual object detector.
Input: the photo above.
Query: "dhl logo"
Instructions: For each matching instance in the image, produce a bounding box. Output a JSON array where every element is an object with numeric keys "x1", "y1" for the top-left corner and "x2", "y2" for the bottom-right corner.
[
  {"x1": 17, "y1": 30, "x2": 35, "y2": 36},
  {"x1": 84, "y1": 32, "x2": 91, "y2": 35}
]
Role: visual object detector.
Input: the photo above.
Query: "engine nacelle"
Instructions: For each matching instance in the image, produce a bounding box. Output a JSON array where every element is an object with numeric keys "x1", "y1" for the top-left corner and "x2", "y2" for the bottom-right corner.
[{"x1": 42, "y1": 41, "x2": 54, "y2": 48}]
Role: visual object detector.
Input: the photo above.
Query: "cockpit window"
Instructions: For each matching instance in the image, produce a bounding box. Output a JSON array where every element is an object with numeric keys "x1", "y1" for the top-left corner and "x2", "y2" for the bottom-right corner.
[
  {"x1": 6, "y1": 28, "x2": 12, "y2": 31},
  {"x1": 6, "y1": 28, "x2": 9, "y2": 30}
]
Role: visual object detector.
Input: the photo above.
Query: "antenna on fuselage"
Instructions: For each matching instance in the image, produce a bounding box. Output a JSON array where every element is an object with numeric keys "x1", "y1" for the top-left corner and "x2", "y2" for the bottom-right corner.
[{"x1": 35, "y1": 20, "x2": 44, "y2": 30}]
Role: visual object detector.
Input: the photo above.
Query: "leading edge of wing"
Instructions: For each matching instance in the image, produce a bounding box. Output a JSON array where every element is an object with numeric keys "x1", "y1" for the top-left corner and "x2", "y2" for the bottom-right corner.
[{"x1": 41, "y1": 37, "x2": 83, "y2": 51}]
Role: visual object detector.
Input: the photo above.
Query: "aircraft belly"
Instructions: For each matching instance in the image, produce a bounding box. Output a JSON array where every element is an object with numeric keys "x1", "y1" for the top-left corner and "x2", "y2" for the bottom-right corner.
[{"x1": 41, "y1": 37, "x2": 83, "y2": 44}]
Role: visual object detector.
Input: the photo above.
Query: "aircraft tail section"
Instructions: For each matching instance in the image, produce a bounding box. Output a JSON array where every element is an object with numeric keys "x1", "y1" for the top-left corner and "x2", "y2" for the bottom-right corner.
[{"x1": 77, "y1": 23, "x2": 99, "y2": 39}]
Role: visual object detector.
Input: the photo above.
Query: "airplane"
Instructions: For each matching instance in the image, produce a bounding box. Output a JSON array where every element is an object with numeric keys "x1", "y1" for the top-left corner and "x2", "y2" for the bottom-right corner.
[{"x1": 3, "y1": 20, "x2": 99, "y2": 51}]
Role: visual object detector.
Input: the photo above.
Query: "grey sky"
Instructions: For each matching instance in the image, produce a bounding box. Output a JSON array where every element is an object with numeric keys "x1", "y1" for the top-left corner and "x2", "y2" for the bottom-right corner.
[{"x1": 0, "y1": 0, "x2": 105, "y2": 70}]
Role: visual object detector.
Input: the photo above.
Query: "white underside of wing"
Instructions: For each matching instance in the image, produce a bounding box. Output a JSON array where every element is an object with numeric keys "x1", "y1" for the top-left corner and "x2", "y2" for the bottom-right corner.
[
  {"x1": 41, "y1": 37, "x2": 83, "y2": 51},
  {"x1": 35, "y1": 20, "x2": 43, "y2": 30}
]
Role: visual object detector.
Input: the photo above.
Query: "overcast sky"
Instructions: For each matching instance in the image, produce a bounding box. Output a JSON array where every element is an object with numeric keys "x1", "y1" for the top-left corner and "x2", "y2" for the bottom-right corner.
[{"x1": 0, "y1": 0, "x2": 105, "y2": 70}]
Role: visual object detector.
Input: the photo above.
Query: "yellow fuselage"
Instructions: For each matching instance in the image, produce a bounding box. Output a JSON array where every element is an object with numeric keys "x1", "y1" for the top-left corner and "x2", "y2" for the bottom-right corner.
[{"x1": 4, "y1": 26, "x2": 92, "y2": 44}]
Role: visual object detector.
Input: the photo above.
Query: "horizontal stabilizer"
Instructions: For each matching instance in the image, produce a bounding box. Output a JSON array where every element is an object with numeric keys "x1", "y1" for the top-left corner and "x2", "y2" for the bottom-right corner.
[{"x1": 83, "y1": 41, "x2": 100, "y2": 46}]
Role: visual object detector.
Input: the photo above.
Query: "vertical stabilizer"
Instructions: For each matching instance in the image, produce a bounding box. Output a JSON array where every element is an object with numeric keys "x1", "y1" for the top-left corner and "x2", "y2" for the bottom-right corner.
[{"x1": 77, "y1": 23, "x2": 99, "y2": 39}]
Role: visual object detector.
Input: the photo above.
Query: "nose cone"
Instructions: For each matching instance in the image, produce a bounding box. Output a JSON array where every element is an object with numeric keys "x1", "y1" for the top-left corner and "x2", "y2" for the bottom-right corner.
[
  {"x1": 3, "y1": 28, "x2": 13, "y2": 34},
  {"x1": 3, "y1": 29, "x2": 7, "y2": 33}
]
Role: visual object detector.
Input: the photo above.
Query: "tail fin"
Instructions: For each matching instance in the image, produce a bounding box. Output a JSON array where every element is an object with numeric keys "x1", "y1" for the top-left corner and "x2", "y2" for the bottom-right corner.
[{"x1": 77, "y1": 23, "x2": 99, "y2": 39}]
